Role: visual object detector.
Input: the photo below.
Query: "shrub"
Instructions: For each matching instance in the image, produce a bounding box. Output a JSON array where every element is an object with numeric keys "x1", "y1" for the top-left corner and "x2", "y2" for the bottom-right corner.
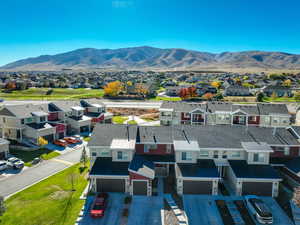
[
  {"x1": 124, "y1": 196, "x2": 132, "y2": 204},
  {"x1": 122, "y1": 208, "x2": 129, "y2": 217}
]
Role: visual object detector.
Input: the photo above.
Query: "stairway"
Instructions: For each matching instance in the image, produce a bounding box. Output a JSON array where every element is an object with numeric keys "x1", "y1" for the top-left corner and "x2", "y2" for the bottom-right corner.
[{"x1": 164, "y1": 194, "x2": 188, "y2": 225}]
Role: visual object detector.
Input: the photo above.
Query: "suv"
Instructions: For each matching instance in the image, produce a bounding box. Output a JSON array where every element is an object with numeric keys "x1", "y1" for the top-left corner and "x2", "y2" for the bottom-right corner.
[
  {"x1": 245, "y1": 195, "x2": 273, "y2": 224},
  {"x1": 0, "y1": 161, "x2": 7, "y2": 171},
  {"x1": 7, "y1": 157, "x2": 24, "y2": 169},
  {"x1": 90, "y1": 193, "x2": 109, "y2": 218}
]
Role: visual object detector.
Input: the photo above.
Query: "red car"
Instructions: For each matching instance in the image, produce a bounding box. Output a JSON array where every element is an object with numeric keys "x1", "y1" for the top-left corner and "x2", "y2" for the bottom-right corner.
[
  {"x1": 90, "y1": 193, "x2": 109, "y2": 218},
  {"x1": 54, "y1": 139, "x2": 68, "y2": 147},
  {"x1": 63, "y1": 137, "x2": 81, "y2": 144}
]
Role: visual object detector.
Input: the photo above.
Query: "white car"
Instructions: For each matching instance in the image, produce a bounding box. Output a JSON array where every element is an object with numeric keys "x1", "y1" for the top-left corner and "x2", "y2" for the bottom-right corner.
[
  {"x1": 0, "y1": 161, "x2": 7, "y2": 171},
  {"x1": 7, "y1": 157, "x2": 24, "y2": 169},
  {"x1": 245, "y1": 195, "x2": 273, "y2": 224}
]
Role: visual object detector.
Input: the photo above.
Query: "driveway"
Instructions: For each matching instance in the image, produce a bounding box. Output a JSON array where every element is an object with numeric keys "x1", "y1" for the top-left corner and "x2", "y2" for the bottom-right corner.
[
  {"x1": 77, "y1": 193, "x2": 124, "y2": 225},
  {"x1": 261, "y1": 197, "x2": 294, "y2": 225},
  {"x1": 127, "y1": 196, "x2": 163, "y2": 225},
  {"x1": 0, "y1": 145, "x2": 84, "y2": 198},
  {"x1": 183, "y1": 195, "x2": 224, "y2": 225}
]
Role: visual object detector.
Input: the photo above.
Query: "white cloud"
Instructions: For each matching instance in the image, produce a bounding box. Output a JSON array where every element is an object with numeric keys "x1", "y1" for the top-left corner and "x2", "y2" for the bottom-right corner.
[{"x1": 112, "y1": 0, "x2": 133, "y2": 8}]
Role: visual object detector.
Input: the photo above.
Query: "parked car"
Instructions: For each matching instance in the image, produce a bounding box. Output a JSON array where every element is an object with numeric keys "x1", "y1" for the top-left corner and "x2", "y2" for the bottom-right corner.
[
  {"x1": 54, "y1": 139, "x2": 68, "y2": 147},
  {"x1": 7, "y1": 157, "x2": 24, "y2": 169},
  {"x1": 63, "y1": 137, "x2": 81, "y2": 144},
  {"x1": 90, "y1": 193, "x2": 109, "y2": 218},
  {"x1": 245, "y1": 195, "x2": 273, "y2": 224},
  {"x1": 0, "y1": 160, "x2": 7, "y2": 171}
]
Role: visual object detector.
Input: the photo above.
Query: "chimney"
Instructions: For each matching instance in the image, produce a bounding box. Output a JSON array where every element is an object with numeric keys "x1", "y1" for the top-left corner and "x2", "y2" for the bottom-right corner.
[{"x1": 273, "y1": 127, "x2": 277, "y2": 136}]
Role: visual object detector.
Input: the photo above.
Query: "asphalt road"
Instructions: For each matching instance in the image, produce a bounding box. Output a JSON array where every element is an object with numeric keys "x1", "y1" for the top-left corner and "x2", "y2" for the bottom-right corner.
[{"x1": 0, "y1": 148, "x2": 82, "y2": 199}]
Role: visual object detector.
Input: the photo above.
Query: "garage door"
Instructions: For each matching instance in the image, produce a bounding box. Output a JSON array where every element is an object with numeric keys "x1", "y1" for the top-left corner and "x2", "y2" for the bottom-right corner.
[
  {"x1": 43, "y1": 134, "x2": 54, "y2": 142},
  {"x1": 183, "y1": 180, "x2": 212, "y2": 194},
  {"x1": 58, "y1": 132, "x2": 64, "y2": 139},
  {"x1": 0, "y1": 152, "x2": 5, "y2": 160},
  {"x1": 133, "y1": 180, "x2": 148, "y2": 195},
  {"x1": 242, "y1": 182, "x2": 273, "y2": 196},
  {"x1": 96, "y1": 179, "x2": 125, "y2": 192}
]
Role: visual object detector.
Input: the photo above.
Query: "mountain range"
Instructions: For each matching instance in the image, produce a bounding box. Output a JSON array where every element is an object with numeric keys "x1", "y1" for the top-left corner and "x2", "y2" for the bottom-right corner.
[{"x1": 1, "y1": 46, "x2": 300, "y2": 71}]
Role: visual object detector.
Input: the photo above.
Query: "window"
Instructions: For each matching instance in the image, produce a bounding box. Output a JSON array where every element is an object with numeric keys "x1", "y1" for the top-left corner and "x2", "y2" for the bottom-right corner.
[
  {"x1": 21, "y1": 119, "x2": 25, "y2": 124},
  {"x1": 248, "y1": 116, "x2": 256, "y2": 122},
  {"x1": 199, "y1": 150, "x2": 209, "y2": 157},
  {"x1": 222, "y1": 151, "x2": 227, "y2": 159},
  {"x1": 92, "y1": 152, "x2": 97, "y2": 157},
  {"x1": 181, "y1": 152, "x2": 192, "y2": 161},
  {"x1": 2, "y1": 118, "x2": 5, "y2": 123},
  {"x1": 231, "y1": 151, "x2": 241, "y2": 158},
  {"x1": 117, "y1": 151, "x2": 123, "y2": 160},
  {"x1": 144, "y1": 144, "x2": 157, "y2": 152},
  {"x1": 253, "y1": 153, "x2": 265, "y2": 163},
  {"x1": 100, "y1": 150, "x2": 110, "y2": 157},
  {"x1": 284, "y1": 147, "x2": 290, "y2": 156},
  {"x1": 213, "y1": 151, "x2": 219, "y2": 159},
  {"x1": 40, "y1": 116, "x2": 46, "y2": 122}
]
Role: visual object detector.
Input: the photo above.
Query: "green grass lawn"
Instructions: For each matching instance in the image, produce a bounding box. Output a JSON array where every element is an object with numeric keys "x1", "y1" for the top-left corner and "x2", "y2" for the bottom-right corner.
[
  {"x1": 151, "y1": 96, "x2": 182, "y2": 101},
  {"x1": 10, "y1": 148, "x2": 60, "y2": 167},
  {"x1": 112, "y1": 116, "x2": 129, "y2": 124},
  {"x1": 0, "y1": 88, "x2": 104, "y2": 100},
  {"x1": 0, "y1": 163, "x2": 88, "y2": 225},
  {"x1": 263, "y1": 96, "x2": 299, "y2": 102},
  {"x1": 127, "y1": 120, "x2": 137, "y2": 125}
]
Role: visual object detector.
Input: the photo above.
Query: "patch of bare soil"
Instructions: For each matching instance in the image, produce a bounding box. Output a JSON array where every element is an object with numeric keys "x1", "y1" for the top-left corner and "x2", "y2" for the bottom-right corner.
[{"x1": 107, "y1": 108, "x2": 158, "y2": 116}]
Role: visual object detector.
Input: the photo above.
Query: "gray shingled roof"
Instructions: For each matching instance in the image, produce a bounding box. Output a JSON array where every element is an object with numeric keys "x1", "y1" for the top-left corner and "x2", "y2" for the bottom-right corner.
[
  {"x1": 50, "y1": 101, "x2": 81, "y2": 112},
  {"x1": 160, "y1": 101, "x2": 206, "y2": 112},
  {"x1": 257, "y1": 103, "x2": 289, "y2": 115},
  {"x1": 231, "y1": 104, "x2": 259, "y2": 115},
  {"x1": 88, "y1": 124, "x2": 137, "y2": 147},
  {"x1": 138, "y1": 126, "x2": 173, "y2": 143},
  {"x1": 0, "y1": 104, "x2": 48, "y2": 119}
]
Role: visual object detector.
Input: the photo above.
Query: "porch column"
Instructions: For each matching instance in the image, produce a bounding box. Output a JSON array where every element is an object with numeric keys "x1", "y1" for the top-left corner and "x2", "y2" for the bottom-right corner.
[
  {"x1": 246, "y1": 115, "x2": 248, "y2": 126},
  {"x1": 212, "y1": 180, "x2": 219, "y2": 195},
  {"x1": 236, "y1": 180, "x2": 242, "y2": 196},
  {"x1": 272, "y1": 181, "x2": 279, "y2": 197},
  {"x1": 20, "y1": 128, "x2": 22, "y2": 141},
  {"x1": 231, "y1": 114, "x2": 234, "y2": 125}
]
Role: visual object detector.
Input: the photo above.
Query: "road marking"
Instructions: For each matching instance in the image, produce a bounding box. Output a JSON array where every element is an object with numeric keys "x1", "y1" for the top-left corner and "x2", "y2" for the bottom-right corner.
[{"x1": 51, "y1": 158, "x2": 74, "y2": 166}]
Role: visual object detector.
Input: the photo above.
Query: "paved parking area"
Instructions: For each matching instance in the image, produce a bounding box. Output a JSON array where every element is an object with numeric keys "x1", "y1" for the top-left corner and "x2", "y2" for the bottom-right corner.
[
  {"x1": 127, "y1": 196, "x2": 163, "y2": 225},
  {"x1": 261, "y1": 197, "x2": 294, "y2": 225},
  {"x1": 183, "y1": 195, "x2": 224, "y2": 225},
  {"x1": 77, "y1": 193, "x2": 125, "y2": 225}
]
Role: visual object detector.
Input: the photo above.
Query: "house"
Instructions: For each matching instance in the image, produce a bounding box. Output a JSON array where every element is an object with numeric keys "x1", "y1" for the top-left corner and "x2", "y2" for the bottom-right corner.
[
  {"x1": 80, "y1": 99, "x2": 113, "y2": 125},
  {"x1": 0, "y1": 104, "x2": 57, "y2": 145},
  {"x1": 224, "y1": 85, "x2": 251, "y2": 96},
  {"x1": 159, "y1": 101, "x2": 291, "y2": 127},
  {"x1": 49, "y1": 101, "x2": 92, "y2": 135},
  {"x1": 263, "y1": 85, "x2": 293, "y2": 97},
  {"x1": 88, "y1": 124, "x2": 300, "y2": 197},
  {"x1": 0, "y1": 138, "x2": 9, "y2": 159}
]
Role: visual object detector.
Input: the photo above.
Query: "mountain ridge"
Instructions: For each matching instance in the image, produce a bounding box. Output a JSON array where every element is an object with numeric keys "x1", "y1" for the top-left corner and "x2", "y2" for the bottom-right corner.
[{"x1": 2, "y1": 46, "x2": 300, "y2": 71}]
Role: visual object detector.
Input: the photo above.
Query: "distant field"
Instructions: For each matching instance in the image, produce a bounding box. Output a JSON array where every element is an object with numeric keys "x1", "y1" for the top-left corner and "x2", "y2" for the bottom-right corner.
[
  {"x1": 0, "y1": 88, "x2": 104, "y2": 100},
  {"x1": 263, "y1": 96, "x2": 300, "y2": 102}
]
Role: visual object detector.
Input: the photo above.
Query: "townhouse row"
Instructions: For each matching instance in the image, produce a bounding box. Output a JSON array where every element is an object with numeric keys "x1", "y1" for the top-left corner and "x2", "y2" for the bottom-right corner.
[
  {"x1": 0, "y1": 99, "x2": 112, "y2": 146},
  {"x1": 88, "y1": 124, "x2": 300, "y2": 197},
  {"x1": 159, "y1": 101, "x2": 291, "y2": 127}
]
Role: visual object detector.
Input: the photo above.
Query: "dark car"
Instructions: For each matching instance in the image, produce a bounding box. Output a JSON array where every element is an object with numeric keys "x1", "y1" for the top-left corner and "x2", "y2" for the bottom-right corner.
[{"x1": 90, "y1": 193, "x2": 109, "y2": 218}]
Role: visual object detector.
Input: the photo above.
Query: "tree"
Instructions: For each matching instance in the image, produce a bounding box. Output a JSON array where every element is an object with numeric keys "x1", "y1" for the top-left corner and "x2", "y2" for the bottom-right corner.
[
  {"x1": 135, "y1": 83, "x2": 149, "y2": 97},
  {"x1": 104, "y1": 81, "x2": 124, "y2": 97},
  {"x1": 179, "y1": 88, "x2": 189, "y2": 99},
  {"x1": 283, "y1": 79, "x2": 292, "y2": 87},
  {"x1": 80, "y1": 146, "x2": 88, "y2": 168},
  {"x1": 211, "y1": 81, "x2": 221, "y2": 89},
  {"x1": 202, "y1": 93, "x2": 214, "y2": 100},
  {"x1": 0, "y1": 196, "x2": 6, "y2": 217},
  {"x1": 68, "y1": 172, "x2": 78, "y2": 192},
  {"x1": 256, "y1": 92, "x2": 264, "y2": 102},
  {"x1": 187, "y1": 86, "x2": 197, "y2": 98},
  {"x1": 294, "y1": 91, "x2": 300, "y2": 101},
  {"x1": 271, "y1": 91, "x2": 278, "y2": 100},
  {"x1": 5, "y1": 82, "x2": 16, "y2": 90}
]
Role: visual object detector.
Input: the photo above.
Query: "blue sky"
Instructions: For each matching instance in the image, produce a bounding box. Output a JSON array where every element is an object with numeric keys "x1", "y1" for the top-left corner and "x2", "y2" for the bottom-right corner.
[{"x1": 0, "y1": 0, "x2": 300, "y2": 66}]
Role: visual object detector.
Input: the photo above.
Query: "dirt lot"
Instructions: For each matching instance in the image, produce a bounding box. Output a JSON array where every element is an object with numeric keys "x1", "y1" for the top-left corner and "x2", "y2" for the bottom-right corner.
[{"x1": 107, "y1": 107, "x2": 158, "y2": 116}]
